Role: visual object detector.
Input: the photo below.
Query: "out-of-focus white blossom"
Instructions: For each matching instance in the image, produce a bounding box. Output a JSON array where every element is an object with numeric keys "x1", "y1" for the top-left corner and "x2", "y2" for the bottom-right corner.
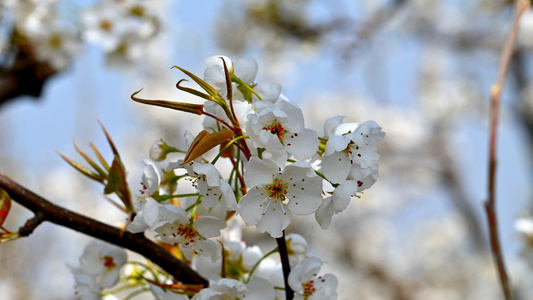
[{"x1": 289, "y1": 257, "x2": 339, "y2": 300}]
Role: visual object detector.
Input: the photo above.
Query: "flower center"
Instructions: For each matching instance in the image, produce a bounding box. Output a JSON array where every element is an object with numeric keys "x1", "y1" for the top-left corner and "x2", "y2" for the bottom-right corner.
[
  {"x1": 343, "y1": 141, "x2": 360, "y2": 165},
  {"x1": 48, "y1": 34, "x2": 63, "y2": 49},
  {"x1": 263, "y1": 122, "x2": 285, "y2": 141},
  {"x1": 266, "y1": 178, "x2": 288, "y2": 203},
  {"x1": 102, "y1": 256, "x2": 116, "y2": 269},
  {"x1": 177, "y1": 225, "x2": 197, "y2": 246},
  {"x1": 100, "y1": 19, "x2": 113, "y2": 32},
  {"x1": 302, "y1": 280, "x2": 317, "y2": 296}
]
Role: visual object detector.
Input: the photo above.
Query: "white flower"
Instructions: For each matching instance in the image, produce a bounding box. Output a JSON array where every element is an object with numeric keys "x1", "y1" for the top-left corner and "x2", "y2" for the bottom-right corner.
[
  {"x1": 136, "y1": 160, "x2": 161, "y2": 209},
  {"x1": 246, "y1": 100, "x2": 319, "y2": 166},
  {"x1": 315, "y1": 179, "x2": 358, "y2": 230},
  {"x1": 191, "y1": 277, "x2": 274, "y2": 300},
  {"x1": 202, "y1": 100, "x2": 253, "y2": 133},
  {"x1": 78, "y1": 240, "x2": 127, "y2": 288},
  {"x1": 82, "y1": 4, "x2": 124, "y2": 51},
  {"x1": 321, "y1": 119, "x2": 385, "y2": 184},
  {"x1": 286, "y1": 233, "x2": 308, "y2": 267},
  {"x1": 127, "y1": 198, "x2": 225, "y2": 262},
  {"x1": 252, "y1": 81, "x2": 283, "y2": 105},
  {"x1": 68, "y1": 265, "x2": 102, "y2": 300},
  {"x1": 288, "y1": 257, "x2": 338, "y2": 300},
  {"x1": 32, "y1": 23, "x2": 80, "y2": 70},
  {"x1": 104, "y1": 32, "x2": 144, "y2": 70},
  {"x1": 204, "y1": 55, "x2": 258, "y2": 99},
  {"x1": 515, "y1": 217, "x2": 533, "y2": 268},
  {"x1": 238, "y1": 158, "x2": 323, "y2": 238},
  {"x1": 181, "y1": 161, "x2": 237, "y2": 210}
]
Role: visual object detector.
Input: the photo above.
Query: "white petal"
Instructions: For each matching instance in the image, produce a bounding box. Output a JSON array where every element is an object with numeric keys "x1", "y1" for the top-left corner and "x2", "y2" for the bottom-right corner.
[
  {"x1": 238, "y1": 188, "x2": 270, "y2": 226},
  {"x1": 321, "y1": 152, "x2": 351, "y2": 184},
  {"x1": 196, "y1": 238, "x2": 221, "y2": 262},
  {"x1": 195, "y1": 216, "x2": 226, "y2": 238},
  {"x1": 234, "y1": 57, "x2": 258, "y2": 83},
  {"x1": 278, "y1": 100, "x2": 304, "y2": 133},
  {"x1": 245, "y1": 277, "x2": 275, "y2": 300},
  {"x1": 99, "y1": 268, "x2": 120, "y2": 288},
  {"x1": 127, "y1": 210, "x2": 150, "y2": 233},
  {"x1": 254, "y1": 81, "x2": 282, "y2": 103},
  {"x1": 256, "y1": 201, "x2": 292, "y2": 238},
  {"x1": 244, "y1": 158, "x2": 279, "y2": 188},
  {"x1": 193, "y1": 163, "x2": 221, "y2": 187},
  {"x1": 324, "y1": 115, "x2": 345, "y2": 137},
  {"x1": 315, "y1": 196, "x2": 334, "y2": 229},
  {"x1": 205, "y1": 55, "x2": 232, "y2": 70},
  {"x1": 324, "y1": 136, "x2": 350, "y2": 156},
  {"x1": 284, "y1": 128, "x2": 319, "y2": 160}
]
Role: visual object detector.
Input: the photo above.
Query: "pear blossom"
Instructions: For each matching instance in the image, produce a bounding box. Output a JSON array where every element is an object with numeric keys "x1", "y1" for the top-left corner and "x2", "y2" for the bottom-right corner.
[
  {"x1": 78, "y1": 240, "x2": 127, "y2": 288},
  {"x1": 178, "y1": 161, "x2": 237, "y2": 210},
  {"x1": 68, "y1": 265, "x2": 102, "y2": 300},
  {"x1": 82, "y1": 4, "x2": 124, "y2": 51},
  {"x1": 191, "y1": 277, "x2": 274, "y2": 300},
  {"x1": 288, "y1": 257, "x2": 338, "y2": 300},
  {"x1": 515, "y1": 217, "x2": 533, "y2": 267},
  {"x1": 104, "y1": 32, "x2": 144, "y2": 69},
  {"x1": 246, "y1": 100, "x2": 319, "y2": 166},
  {"x1": 136, "y1": 159, "x2": 161, "y2": 209},
  {"x1": 31, "y1": 23, "x2": 80, "y2": 70},
  {"x1": 194, "y1": 220, "x2": 264, "y2": 281},
  {"x1": 286, "y1": 233, "x2": 308, "y2": 267},
  {"x1": 321, "y1": 118, "x2": 385, "y2": 184},
  {"x1": 204, "y1": 55, "x2": 258, "y2": 99},
  {"x1": 238, "y1": 158, "x2": 323, "y2": 238},
  {"x1": 127, "y1": 198, "x2": 225, "y2": 262}
]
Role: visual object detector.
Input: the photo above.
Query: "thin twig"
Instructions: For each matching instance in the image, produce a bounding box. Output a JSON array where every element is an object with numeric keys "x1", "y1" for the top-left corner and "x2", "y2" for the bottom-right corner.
[
  {"x1": 0, "y1": 172, "x2": 208, "y2": 287},
  {"x1": 486, "y1": 1, "x2": 530, "y2": 299}
]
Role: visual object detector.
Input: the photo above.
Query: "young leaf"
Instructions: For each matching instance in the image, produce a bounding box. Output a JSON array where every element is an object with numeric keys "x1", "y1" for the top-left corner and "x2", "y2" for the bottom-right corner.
[
  {"x1": 131, "y1": 89, "x2": 205, "y2": 115},
  {"x1": 0, "y1": 189, "x2": 11, "y2": 227},
  {"x1": 182, "y1": 129, "x2": 235, "y2": 164},
  {"x1": 58, "y1": 151, "x2": 105, "y2": 183},
  {"x1": 104, "y1": 157, "x2": 122, "y2": 195}
]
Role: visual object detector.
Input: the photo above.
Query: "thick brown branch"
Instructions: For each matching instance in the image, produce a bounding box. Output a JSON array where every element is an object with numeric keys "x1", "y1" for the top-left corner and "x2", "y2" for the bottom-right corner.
[
  {"x1": 0, "y1": 43, "x2": 56, "y2": 107},
  {"x1": 0, "y1": 172, "x2": 208, "y2": 287}
]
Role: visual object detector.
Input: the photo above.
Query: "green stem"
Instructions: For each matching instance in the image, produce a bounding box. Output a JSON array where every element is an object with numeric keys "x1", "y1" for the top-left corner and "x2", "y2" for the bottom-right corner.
[
  {"x1": 246, "y1": 248, "x2": 279, "y2": 283},
  {"x1": 211, "y1": 135, "x2": 249, "y2": 165}
]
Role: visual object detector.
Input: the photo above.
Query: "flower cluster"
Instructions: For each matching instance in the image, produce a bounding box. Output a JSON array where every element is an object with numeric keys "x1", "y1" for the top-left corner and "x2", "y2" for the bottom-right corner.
[
  {"x1": 0, "y1": 0, "x2": 164, "y2": 71},
  {"x1": 69, "y1": 55, "x2": 384, "y2": 299},
  {"x1": 1, "y1": 0, "x2": 80, "y2": 70},
  {"x1": 82, "y1": 0, "x2": 162, "y2": 69}
]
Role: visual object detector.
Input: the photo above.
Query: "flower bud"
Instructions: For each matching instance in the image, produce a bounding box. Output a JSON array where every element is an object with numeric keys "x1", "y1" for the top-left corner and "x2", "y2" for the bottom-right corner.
[{"x1": 149, "y1": 140, "x2": 174, "y2": 161}]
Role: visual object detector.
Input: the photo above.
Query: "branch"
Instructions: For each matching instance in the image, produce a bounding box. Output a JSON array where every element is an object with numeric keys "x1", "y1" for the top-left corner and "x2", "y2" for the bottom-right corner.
[
  {"x1": 486, "y1": 1, "x2": 530, "y2": 299},
  {"x1": 0, "y1": 172, "x2": 208, "y2": 287},
  {"x1": 276, "y1": 232, "x2": 294, "y2": 300},
  {"x1": 0, "y1": 42, "x2": 57, "y2": 107}
]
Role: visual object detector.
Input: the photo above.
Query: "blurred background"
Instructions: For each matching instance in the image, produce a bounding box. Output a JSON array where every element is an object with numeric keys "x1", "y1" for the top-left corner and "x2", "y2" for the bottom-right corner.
[{"x1": 2, "y1": 0, "x2": 533, "y2": 299}]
